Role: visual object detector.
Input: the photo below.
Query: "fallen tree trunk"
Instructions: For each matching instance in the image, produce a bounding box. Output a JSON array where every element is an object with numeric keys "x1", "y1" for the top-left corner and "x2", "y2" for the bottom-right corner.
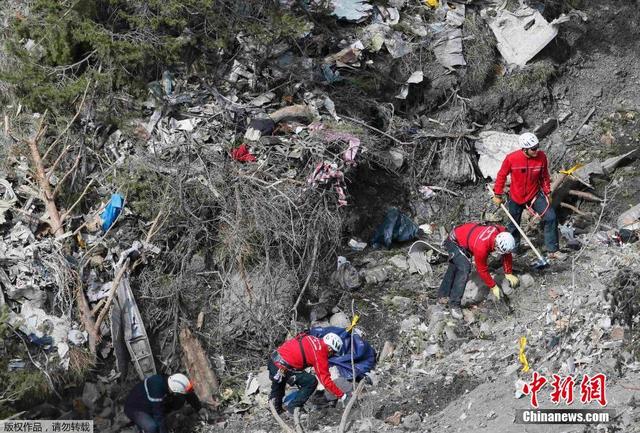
[{"x1": 179, "y1": 327, "x2": 220, "y2": 408}]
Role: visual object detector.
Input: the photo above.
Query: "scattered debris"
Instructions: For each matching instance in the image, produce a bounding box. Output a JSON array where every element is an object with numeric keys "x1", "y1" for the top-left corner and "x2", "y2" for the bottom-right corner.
[
  {"x1": 481, "y1": 5, "x2": 570, "y2": 66},
  {"x1": 474, "y1": 131, "x2": 520, "y2": 180},
  {"x1": 100, "y1": 193, "x2": 124, "y2": 232},
  {"x1": 230, "y1": 144, "x2": 257, "y2": 163},
  {"x1": 332, "y1": 0, "x2": 374, "y2": 23}
]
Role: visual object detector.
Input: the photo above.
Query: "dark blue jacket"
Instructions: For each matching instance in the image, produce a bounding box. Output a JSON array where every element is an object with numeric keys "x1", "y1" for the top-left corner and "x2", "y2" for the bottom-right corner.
[{"x1": 124, "y1": 375, "x2": 201, "y2": 433}]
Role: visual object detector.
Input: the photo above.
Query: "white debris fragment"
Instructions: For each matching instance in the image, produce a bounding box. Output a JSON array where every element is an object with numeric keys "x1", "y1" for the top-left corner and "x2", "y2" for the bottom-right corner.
[
  {"x1": 481, "y1": 5, "x2": 570, "y2": 66},
  {"x1": 474, "y1": 131, "x2": 521, "y2": 180}
]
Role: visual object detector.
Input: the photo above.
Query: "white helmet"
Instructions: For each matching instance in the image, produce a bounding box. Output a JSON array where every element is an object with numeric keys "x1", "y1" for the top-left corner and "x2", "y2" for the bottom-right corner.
[
  {"x1": 519, "y1": 132, "x2": 539, "y2": 149},
  {"x1": 323, "y1": 333, "x2": 343, "y2": 353},
  {"x1": 495, "y1": 232, "x2": 516, "y2": 254},
  {"x1": 168, "y1": 373, "x2": 193, "y2": 394}
]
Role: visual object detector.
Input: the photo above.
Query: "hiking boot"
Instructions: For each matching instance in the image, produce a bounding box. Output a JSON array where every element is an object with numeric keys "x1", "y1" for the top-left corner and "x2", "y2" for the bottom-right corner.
[
  {"x1": 437, "y1": 297, "x2": 449, "y2": 305},
  {"x1": 547, "y1": 251, "x2": 567, "y2": 261},
  {"x1": 450, "y1": 306, "x2": 463, "y2": 320}
]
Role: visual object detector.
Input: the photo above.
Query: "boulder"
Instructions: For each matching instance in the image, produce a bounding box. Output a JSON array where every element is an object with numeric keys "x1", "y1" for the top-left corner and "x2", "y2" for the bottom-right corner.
[
  {"x1": 329, "y1": 311, "x2": 351, "y2": 328},
  {"x1": 402, "y1": 413, "x2": 421, "y2": 430},
  {"x1": 461, "y1": 272, "x2": 489, "y2": 306},
  {"x1": 362, "y1": 267, "x2": 388, "y2": 284},
  {"x1": 520, "y1": 273, "x2": 535, "y2": 288},
  {"x1": 389, "y1": 255, "x2": 409, "y2": 270},
  {"x1": 391, "y1": 296, "x2": 412, "y2": 309}
]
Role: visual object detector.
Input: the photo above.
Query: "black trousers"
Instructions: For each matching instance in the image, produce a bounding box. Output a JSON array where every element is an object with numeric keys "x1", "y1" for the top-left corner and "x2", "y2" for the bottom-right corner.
[
  {"x1": 437, "y1": 239, "x2": 472, "y2": 307},
  {"x1": 268, "y1": 358, "x2": 318, "y2": 410}
]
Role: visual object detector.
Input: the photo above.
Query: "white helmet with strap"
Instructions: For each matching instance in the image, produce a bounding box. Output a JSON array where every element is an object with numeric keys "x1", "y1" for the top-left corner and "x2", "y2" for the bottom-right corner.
[
  {"x1": 519, "y1": 132, "x2": 539, "y2": 149},
  {"x1": 168, "y1": 373, "x2": 192, "y2": 394},
  {"x1": 495, "y1": 232, "x2": 516, "y2": 254},
  {"x1": 323, "y1": 333, "x2": 343, "y2": 353}
]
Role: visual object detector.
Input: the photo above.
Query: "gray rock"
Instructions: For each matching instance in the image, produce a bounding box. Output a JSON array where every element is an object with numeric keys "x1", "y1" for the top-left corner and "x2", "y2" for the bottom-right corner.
[
  {"x1": 310, "y1": 305, "x2": 329, "y2": 322},
  {"x1": 500, "y1": 275, "x2": 514, "y2": 296},
  {"x1": 391, "y1": 296, "x2": 412, "y2": 309},
  {"x1": 479, "y1": 321, "x2": 492, "y2": 336},
  {"x1": 388, "y1": 0, "x2": 406, "y2": 8},
  {"x1": 443, "y1": 323, "x2": 457, "y2": 340},
  {"x1": 310, "y1": 320, "x2": 330, "y2": 328},
  {"x1": 423, "y1": 344, "x2": 440, "y2": 358},
  {"x1": 533, "y1": 117, "x2": 558, "y2": 139},
  {"x1": 388, "y1": 149, "x2": 404, "y2": 169},
  {"x1": 362, "y1": 267, "x2": 388, "y2": 284},
  {"x1": 426, "y1": 306, "x2": 447, "y2": 340},
  {"x1": 487, "y1": 410, "x2": 497, "y2": 420},
  {"x1": 520, "y1": 273, "x2": 535, "y2": 288},
  {"x1": 334, "y1": 260, "x2": 361, "y2": 291},
  {"x1": 400, "y1": 315, "x2": 421, "y2": 333},
  {"x1": 462, "y1": 308, "x2": 476, "y2": 323},
  {"x1": 504, "y1": 363, "x2": 520, "y2": 376},
  {"x1": 389, "y1": 255, "x2": 409, "y2": 270},
  {"x1": 329, "y1": 311, "x2": 351, "y2": 328},
  {"x1": 81, "y1": 382, "x2": 100, "y2": 411},
  {"x1": 558, "y1": 110, "x2": 573, "y2": 122},
  {"x1": 461, "y1": 272, "x2": 488, "y2": 306},
  {"x1": 599, "y1": 316, "x2": 612, "y2": 330},
  {"x1": 402, "y1": 412, "x2": 421, "y2": 430},
  {"x1": 379, "y1": 341, "x2": 394, "y2": 362},
  {"x1": 579, "y1": 124, "x2": 593, "y2": 136}
]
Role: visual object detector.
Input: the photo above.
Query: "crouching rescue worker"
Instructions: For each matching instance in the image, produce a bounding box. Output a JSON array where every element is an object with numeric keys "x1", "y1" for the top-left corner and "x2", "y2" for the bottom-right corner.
[
  {"x1": 124, "y1": 373, "x2": 201, "y2": 433},
  {"x1": 268, "y1": 332, "x2": 349, "y2": 415},
  {"x1": 437, "y1": 223, "x2": 518, "y2": 319},
  {"x1": 493, "y1": 132, "x2": 563, "y2": 259}
]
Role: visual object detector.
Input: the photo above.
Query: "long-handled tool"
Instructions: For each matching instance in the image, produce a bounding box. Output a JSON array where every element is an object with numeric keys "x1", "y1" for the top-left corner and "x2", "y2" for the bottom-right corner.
[{"x1": 488, "y1": 186, "x2": 549, "y2": 270}]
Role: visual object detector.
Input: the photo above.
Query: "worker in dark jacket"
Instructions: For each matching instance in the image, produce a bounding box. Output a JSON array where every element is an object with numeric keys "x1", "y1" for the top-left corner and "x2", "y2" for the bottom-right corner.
[
  {"x1": 493, "y1": 132, "x2": 562, "y2": 259},
  {"x1": 124, "y1": 373, "x2": 201, "y2": 433},
  {"x1": 268, "y1": 332, "x2": 348, "y2": 415},
  {"x1": 437, "y1": 223, "x2": 518, "y2": 319}
]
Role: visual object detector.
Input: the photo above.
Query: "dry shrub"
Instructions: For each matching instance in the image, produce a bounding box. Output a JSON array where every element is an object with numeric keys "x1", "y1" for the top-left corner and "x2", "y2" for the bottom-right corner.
[
  {"x1": 460, "y1": 11, "x2": 497, "y2": 96},
  {"x1": 67, "y1": 347, "x2": 96, "y2": 383},
  {"x1": 218, "y1": 262, "x2": 297, "y2": 346}
]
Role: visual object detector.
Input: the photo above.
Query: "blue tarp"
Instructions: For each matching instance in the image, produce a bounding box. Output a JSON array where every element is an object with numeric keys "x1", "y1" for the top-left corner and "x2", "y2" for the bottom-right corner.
[
  {"x1": 309, "y1": 326, "x2": 376, "y2": 380},
  {"x1": 100, "y1": 193, "x2": 124, "y2": 231},
  {"x1": 370, "y1": 207, "x2": 418, "y2": 249}
]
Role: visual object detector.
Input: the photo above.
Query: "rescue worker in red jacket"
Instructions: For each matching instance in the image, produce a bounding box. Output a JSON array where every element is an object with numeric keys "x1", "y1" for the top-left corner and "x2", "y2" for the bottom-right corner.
[
  {"x1": 493, "y1": 132, "x2": 561, "y2": 258},
  {"x1": 437, "y1": 223, "x2": 518, "y2": 319},
  {"x1": 268, "y1": 332, "x2": 348, "y2": 414}
]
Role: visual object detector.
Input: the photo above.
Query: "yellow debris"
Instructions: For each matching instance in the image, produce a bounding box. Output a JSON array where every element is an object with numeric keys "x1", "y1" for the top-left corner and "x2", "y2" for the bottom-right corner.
[
  {"x1": 519, "y1": 336, "x2": 530, "y2": 373},
  {"x1": 426, "y1": 0, "x2": 439, "y2": 8},
  {"x1": 559, "y1": 163, "x2": 584, "y2": 175},
  {"x1": 346, "y1": 314, "x2": 360, "y2": 333}
]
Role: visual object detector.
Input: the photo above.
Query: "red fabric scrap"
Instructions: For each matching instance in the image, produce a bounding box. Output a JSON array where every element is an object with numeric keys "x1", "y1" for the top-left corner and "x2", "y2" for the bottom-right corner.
[{"x1": 231, "y1": 144, "x2": 257, "y2": 162}]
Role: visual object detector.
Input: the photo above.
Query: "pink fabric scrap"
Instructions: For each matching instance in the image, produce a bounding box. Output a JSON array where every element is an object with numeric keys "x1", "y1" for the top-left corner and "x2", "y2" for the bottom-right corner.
[{"x1": 307, "y1": 161, "x2": 348, "y2": 206}]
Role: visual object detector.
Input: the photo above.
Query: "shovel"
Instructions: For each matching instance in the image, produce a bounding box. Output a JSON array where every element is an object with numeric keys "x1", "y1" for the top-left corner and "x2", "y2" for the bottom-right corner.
[{"x1": 488, "y1": 186, "x2": 550, "y2": 270}]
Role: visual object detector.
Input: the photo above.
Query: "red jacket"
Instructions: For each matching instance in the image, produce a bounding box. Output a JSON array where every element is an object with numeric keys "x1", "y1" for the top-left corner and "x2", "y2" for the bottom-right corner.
[
  {"x1": 452, "y1": 223, "x2": 513, "y2": 288},
  {"x1": 276, "y1": 335, "x2": 344, "y2": 398},
  {"x1": 494, "y1": 150, "x2": 551, "y2": 205}
]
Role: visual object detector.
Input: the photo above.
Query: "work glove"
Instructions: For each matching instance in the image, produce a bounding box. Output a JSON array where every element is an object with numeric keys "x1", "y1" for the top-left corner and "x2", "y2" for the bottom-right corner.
[
  {"x1": 491, "y1": 194, "x2": 504, "y2": 206},
  {"x1": 490, "y1": 285, "x2": 501, "y2": 300},
  {"x1": 505, "y1": 273, "x2": 519, "y2": 288},
  {"x1": 339, "y1": 392, "x2": 352, "y2": 408}
]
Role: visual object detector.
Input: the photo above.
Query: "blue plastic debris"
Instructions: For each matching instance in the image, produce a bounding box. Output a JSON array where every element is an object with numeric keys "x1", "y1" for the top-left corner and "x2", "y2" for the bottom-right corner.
[
  {"x1": 370, "y1": 207, "x2": 419, "y2": 249},
  {"x1": 309, "y1": 326, "x2": 376, "y2": 380},
  {"x1": 100, "y1": 193, "x2": 125, "y2": 231}
]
